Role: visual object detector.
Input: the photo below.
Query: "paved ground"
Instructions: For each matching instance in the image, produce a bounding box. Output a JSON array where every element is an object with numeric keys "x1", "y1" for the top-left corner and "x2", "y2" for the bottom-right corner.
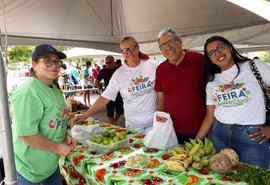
[{"x1": 74, "y1": 93, "x2": 125, "y2": 128}]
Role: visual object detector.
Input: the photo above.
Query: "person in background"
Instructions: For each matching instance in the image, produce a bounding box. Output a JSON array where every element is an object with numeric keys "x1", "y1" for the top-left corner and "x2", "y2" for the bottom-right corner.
[
  {"x1": 196, "y1": 36, "x2": 270, "y2": 168},
  {"x1": 155, "y1": 27, "x2": 206, "y2": 144},
  {"x1": 92, "y1": 63, "x2": 100, "y2": 81},
  {"x1": 77, "y1": 65, "x2": 82, "y2": 86},
  {"x1": 70, "y1": 63, "x2": 80, "y2": 85},
  {"x1": 116, "y1": 59, "x2": 122, "y2": 68},
  {"x1": 58, "y1": 63, "x2": 70, "y2": 91},
  {"x1": 95, "y1": 55, "x2": 124, "y2": 125},
  {"x1": 91, "y1": 63, "x2": 101, "y2": 94},
  {"x1": 70, "y1": 36, "x2": 157, "y2": 134},
  {"x1": 82, "y1": 61, "x2": 92, "y2": 106},
  {"x1": 9, "y1": 44, "x2": 76, "y2": 184}
]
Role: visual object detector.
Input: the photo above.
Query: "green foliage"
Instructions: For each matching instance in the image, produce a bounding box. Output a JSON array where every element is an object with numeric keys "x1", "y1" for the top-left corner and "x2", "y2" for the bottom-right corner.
[
  {"x1": 7, "y1": 46, "x2": 33, "y2": 65},
  {"x1": 230, "y1": 166, "x2": 270, "y2": 185},
  {"x1": 7, "y1": 46, "x2": 33, "y2": 71},
  {"x1": 258, "y1": 52, "x2": 270, "y2": 63},
  {"x1": 6, "y1": 45, "x2": 102, "y2": 69},
  {"x1": 55, "y1": 46, "x2": 72, "y2": 52}
]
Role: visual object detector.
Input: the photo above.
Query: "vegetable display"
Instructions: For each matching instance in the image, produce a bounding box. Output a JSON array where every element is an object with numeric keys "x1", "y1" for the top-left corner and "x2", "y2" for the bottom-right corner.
[
  {"x1": 165, "y1": 137, "x2": 216, "y2": 171},
  {"x1": 230, "y1": 166, "x2": 270, "y2": 185},
  {"x1": 125, "y1": 155, "x2": 151, "y2": 169},
  {"x1": 209, "y1": 153, "x2": 232, "y2": 174},
  {"x1": 220, "y1": 148, "x2": 239, "y2": 166},
  {"x1": 209, "y1": 148, "x2": 239, "y2": 174}
]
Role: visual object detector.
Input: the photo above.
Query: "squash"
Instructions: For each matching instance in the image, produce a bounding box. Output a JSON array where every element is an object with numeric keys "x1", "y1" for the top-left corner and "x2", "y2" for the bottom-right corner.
[
  {"x1": 220, "y1": 148, "x2": 239, "y2": 166},
  {"x1": 210, "y1": 153, "x2": 232, "y2": 174}
]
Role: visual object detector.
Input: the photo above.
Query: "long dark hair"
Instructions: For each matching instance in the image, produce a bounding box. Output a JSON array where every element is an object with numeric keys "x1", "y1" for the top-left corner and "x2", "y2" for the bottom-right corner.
[{"x1": 204, "y1": 36, "x2": 251, "y2": 83}]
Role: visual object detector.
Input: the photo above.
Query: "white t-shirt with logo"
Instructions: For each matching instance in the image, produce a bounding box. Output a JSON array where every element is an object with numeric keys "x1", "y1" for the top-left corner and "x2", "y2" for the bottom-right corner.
[
  {"x1": 102, "y1": 59, "x2": 158, "y2": 128},
  {"x1": 206, "y1": 59, "x2": 270, "y2": 125}
]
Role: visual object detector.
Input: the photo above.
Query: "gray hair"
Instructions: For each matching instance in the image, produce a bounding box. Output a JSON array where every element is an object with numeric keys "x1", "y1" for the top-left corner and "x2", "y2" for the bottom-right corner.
[
  {"x1": 158, "y1": 27, "x2": 181, "y2": 43},
  {"x1": 120, "y1": 36, "x2": 138, "y2": 46}
]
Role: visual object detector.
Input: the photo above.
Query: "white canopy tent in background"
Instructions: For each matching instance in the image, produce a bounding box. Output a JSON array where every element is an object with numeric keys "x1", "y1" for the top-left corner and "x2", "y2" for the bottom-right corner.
[
  {"x1": 63, "y1": 47, "x2": 122, "y2": 59},
  {"x1": 1, "y1": 0, "x2": 270, "y2": 184},
  {"x1": 0, "y1": 0, "x2": 270, "y2": 55}
]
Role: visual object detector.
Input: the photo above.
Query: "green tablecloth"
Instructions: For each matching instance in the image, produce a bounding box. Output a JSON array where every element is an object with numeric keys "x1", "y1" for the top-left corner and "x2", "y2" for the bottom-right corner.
[{"x1": 59, "y1": 123, "x2": 247, "y2": 185}]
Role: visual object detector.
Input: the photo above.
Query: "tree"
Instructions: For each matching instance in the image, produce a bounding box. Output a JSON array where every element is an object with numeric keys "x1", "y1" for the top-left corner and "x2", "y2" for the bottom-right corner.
[
  {"x1": 7, "y1": 46, "x2": 33, "y2": 65},
  {"x1": 6, "y1": 46, "x2": 33, "y2": 71},
  {"x1": 258, "y1": 51, "x2": 270, "y2": 63},
  {"x1": 6, "y1": 45, "x2": 99, "y2": 70}
]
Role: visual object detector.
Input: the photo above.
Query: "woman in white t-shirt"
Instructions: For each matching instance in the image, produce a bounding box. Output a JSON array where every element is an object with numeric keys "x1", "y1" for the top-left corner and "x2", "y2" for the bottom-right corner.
[
  {"x1": 196, "y1": 36, "x2": 270, "y2": 169},
  {"x1": 70, "y1": 36, "x2": 157, "y2": 134}
]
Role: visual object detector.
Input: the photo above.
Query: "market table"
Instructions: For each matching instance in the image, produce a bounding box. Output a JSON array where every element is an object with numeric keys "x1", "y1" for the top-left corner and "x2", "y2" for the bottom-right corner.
[
  {"x1": 59, "y1": 122, "x2": 248, "y2": 185},
  {"x1": 63, "y1": 88, "x2": 98, "y2": 95}
]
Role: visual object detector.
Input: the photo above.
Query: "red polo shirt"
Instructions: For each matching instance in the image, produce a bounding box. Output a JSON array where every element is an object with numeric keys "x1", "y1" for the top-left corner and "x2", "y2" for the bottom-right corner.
[{"x1": 155, "y1": 50, "x2": 206, "y2": 135}]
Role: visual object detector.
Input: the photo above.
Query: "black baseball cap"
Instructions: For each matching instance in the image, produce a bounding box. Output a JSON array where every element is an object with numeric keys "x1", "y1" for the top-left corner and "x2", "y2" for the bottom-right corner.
[{"x1": 32, "y1": 44, "x2": 66, "y2": 61}]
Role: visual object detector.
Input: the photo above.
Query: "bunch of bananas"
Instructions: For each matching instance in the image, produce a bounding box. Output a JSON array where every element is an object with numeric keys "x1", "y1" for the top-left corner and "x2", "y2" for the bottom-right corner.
[
  {"x1": 165, "y1": 137, "x2": 216, "y2": 172},
  {"x1": 164, "y1": 149, "x2": 192, "y2": 172}
]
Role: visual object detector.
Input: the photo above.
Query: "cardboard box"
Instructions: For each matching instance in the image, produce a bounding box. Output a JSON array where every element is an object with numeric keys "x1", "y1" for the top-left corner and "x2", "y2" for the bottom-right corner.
[{"x1": 68, "y1": 100, "x2": 78, "y2": 112}]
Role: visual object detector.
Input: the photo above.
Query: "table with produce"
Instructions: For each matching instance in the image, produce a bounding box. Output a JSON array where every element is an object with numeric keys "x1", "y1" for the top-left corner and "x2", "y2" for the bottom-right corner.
[{"x1": 59, "y1": 121, "x2": 270, "y2": 185}]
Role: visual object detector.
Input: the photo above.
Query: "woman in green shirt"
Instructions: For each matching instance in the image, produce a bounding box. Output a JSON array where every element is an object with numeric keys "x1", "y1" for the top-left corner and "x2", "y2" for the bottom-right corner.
[{"x1": 10, "y1": 44, "x2": 76, "y2": 184}]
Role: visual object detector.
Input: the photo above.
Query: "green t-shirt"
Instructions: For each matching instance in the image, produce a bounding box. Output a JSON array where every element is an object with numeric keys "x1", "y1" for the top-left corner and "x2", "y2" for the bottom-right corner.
[
  {"x1": 10, "y1": 77, "x2": 69, "y2": 183},
  {"x1": 82, "y1": 68, "x2": 90, "y2": 79}
]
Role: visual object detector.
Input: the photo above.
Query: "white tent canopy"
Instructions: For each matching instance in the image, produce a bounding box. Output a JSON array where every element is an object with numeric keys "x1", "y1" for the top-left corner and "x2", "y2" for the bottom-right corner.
[
  {"x1": 1, "y1": 0, "x2": 270, "y2": 184},
  {"x1": 63, "y1": 47, "x2": 121, "y2": 59},
  {"x1": 0, "y1": 0, "x2": 270, "y2": 54}
]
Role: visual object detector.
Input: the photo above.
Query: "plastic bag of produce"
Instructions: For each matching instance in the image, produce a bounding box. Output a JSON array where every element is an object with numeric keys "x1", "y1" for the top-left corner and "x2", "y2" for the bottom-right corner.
[
  {"x1": 144, "y1": 111, "x2": 178, "y2": 150},
  {"x1": 71, "y1": 123, "x2": 102, "y2": 145}
]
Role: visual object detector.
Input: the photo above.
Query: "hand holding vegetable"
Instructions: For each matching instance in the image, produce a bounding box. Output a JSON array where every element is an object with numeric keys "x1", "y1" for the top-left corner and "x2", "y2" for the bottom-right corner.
[{"x1": 69, "y1": 114, "x2": 85, "y2": 127}]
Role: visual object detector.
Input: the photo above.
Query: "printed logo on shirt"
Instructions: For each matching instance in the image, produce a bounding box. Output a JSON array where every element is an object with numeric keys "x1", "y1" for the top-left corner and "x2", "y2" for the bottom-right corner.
[
  {"x1": 127, "y1": 75, "x2": 154, "y2": 97},
  {"x1": 213, "y1": 82, "x2": 251, "y2": 107},
  {"x1": 48, "y1": 107, "x2": 69, "y2": 129}
]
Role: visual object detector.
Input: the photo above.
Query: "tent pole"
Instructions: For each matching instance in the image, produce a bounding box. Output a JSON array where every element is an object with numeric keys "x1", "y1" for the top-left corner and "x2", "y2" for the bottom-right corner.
[{"x1": 0, "y1": 49, "x2": 17, "y2": 184}]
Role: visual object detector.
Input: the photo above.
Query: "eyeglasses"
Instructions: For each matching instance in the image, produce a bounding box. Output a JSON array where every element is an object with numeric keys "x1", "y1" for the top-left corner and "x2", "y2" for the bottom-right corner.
[
  {"x1": 39, "y1": 58, "x2": 62, "y2": 67},
  {"x1": 208, "y1": 44, "x2": 226, "y2": 58},
  {"x1": 105, "y1": 62, "x2": 112, "y2": 65},
  {"x1": 159, "y1": 39, "x2": 177, "y2": 51},
  {"x1": 121, "y1": 45, "x2": 138, "y2": 54}
]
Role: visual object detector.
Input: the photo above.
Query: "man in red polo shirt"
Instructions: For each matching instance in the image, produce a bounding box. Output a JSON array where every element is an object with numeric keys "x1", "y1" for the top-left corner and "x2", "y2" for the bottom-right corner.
[{"x1": 155, "y1": 27, "x2": 206, "y2": 144}]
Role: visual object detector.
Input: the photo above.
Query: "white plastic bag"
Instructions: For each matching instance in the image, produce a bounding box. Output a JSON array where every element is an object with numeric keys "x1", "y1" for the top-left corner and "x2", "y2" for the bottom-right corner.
[
  {"x1": 71, "y1": 124, "x2": 102, "y2": 145},
  {"x1": 143, "y1": 111, "x2": 178, "y2": 150}
]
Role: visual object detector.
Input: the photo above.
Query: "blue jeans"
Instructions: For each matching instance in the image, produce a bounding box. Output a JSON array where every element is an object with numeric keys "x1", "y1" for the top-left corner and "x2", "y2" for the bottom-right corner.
[
  {"x1": 211, "y1": 120, "x2": 270, "y2": 169},
  {"x1": 17, "y1": 168, "x2": 62, "y2": 185}
]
